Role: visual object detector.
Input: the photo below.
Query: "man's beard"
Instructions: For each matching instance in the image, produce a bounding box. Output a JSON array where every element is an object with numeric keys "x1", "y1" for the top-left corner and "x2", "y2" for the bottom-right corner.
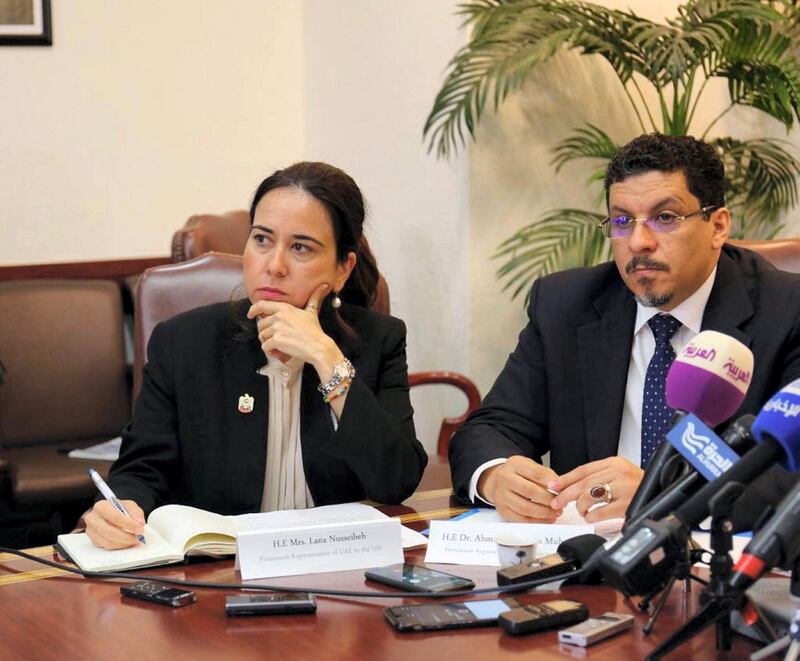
[
  {"x1": 625, "y1": 256, "x2": 672, "y2": 308},
  {"x1": 635, "y1": 290, "x2": 674, "y2": 308}
]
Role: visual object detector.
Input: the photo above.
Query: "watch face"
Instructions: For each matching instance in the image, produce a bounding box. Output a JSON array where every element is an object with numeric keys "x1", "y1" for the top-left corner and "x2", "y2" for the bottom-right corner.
[{"x1": 334, "y1": 364, "x2": 348, "y2": 379}]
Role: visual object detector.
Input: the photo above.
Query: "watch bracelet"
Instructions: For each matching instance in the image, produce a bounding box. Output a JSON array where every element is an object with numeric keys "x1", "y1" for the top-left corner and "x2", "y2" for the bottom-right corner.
[{"x1": 317, "y1": 357, "x2": 355, "y2": 395}]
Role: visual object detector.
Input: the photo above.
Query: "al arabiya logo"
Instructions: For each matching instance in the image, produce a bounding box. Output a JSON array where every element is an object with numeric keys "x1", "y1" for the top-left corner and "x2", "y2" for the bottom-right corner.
[{"x1": 680, "y1": 422, "x2": 707, "y2": 455}]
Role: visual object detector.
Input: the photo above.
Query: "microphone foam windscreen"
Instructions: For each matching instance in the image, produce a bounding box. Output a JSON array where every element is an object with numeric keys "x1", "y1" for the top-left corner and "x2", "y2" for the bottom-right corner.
[
  {"x1": 752, "y1": 378, "x2": 800, "y2": 472},
  {"x1": 665, "y1": 330, "x2": 753, "y2": 426},
  {"x1": 558, "y1": 534, "x2": 606, "y2": 585}
]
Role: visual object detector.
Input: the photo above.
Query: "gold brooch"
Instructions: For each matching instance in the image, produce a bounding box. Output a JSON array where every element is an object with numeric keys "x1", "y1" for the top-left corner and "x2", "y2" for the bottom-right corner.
[{"x1": 238, "y1": 393, "x2": 254, "y2": 414}]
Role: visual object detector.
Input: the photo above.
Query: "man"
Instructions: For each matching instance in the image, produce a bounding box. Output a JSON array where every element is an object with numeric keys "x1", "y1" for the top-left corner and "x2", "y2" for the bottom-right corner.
[{"x1": 450, "y1": 133, "x2": 800, "y2": 528}]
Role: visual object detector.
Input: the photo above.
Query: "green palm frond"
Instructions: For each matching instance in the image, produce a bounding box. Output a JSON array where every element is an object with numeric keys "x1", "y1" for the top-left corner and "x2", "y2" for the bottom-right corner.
[
  {"x1": 617, "y1": 2, "x2": 784, "y2": 87},
  {"x1": 423, "y1": 1, "x2": 655, "y2": 157},
  {"x1": 705, "y1": 13, "x2": 800, "y2": 128},
  {"x1": 551, "y1": 123, "x2": 619, "y2": 173},
  {"x1": 723, "y1": 61, "x2": 800, "y2": 127},
  {"x1": 493, "y1": 209, "x2": 610, "y2": 300},
  {"x1": 713, "y1": 137, "x2": 800, "y2": 236}
]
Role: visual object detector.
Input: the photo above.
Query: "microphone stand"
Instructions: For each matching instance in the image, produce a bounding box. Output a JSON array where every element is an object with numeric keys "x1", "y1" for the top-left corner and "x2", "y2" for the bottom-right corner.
[
  {"x1": 640, "y1": 543, "x2": 706, "y2": 635},
  {"x1": 750, "y1": 563, "x2": 800, "y2": 661},
  {"x1": 645, "y1": 481, "x2": 746, "y2": 660}
]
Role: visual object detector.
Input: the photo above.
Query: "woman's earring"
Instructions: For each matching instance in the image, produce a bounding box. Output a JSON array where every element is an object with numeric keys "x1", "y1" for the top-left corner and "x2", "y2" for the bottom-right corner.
[{"x1": 332, "y1": 292, "x2": 342, "y2": 309}]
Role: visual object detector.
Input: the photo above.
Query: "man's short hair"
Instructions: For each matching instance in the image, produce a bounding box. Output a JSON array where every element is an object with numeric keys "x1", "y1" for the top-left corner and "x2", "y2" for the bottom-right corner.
[{"x1": 604, "y1": 133, "x2": 725, "y2": 209}]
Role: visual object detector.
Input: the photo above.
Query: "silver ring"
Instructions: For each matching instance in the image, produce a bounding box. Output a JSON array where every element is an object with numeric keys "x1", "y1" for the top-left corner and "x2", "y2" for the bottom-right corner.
[{"x1": 589, "y1": 482, "x2": 613, "y2": 504}]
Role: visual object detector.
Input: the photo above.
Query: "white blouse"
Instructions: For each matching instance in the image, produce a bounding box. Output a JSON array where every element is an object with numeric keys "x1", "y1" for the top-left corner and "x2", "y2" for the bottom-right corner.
[{"x1": 257, "y1": 355, "x2": 315, "y2": 512}]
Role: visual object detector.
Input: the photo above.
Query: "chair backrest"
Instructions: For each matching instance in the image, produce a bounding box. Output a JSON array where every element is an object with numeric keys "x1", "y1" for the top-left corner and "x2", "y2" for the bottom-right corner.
[
  {"x1": 0, "y1": 280, "x2": 129, "y2": 447},
  {"x1": 170, "y1": 209, "x2": 392, "y2": 314},
  {"x1": 171, "y1": 210, "x2": 251, "y2": 262},
  {"x1": 728, "y1": 238, "x2": 800, "y2": 274},
  {"x1": 133, "y1": 253, "x2": 245, "y2": 400}
]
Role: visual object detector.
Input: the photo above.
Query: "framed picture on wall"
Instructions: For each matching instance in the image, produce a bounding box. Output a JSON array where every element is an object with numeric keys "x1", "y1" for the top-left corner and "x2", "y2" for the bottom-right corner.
[{"x1": 0, "y1": 0, "x2": 51, "y2": 46}]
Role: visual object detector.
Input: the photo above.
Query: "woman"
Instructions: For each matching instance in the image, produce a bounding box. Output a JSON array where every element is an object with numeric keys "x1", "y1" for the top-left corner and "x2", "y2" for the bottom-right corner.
[{"x1": 86, "y1": 162, "x2": 427, "y2": 549}]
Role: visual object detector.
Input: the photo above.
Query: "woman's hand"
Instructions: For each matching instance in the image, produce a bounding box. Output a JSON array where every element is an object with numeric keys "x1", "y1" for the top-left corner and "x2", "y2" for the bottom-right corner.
[
  {"x1": 85, "y1": 499, "x2": 146, "y2": 549},
  {"x1": 547, "y1": 457, "x2": 644, "y2": 523},
  {"x1": 247, "y1": 283, "x2": 345, "y2": 383}
]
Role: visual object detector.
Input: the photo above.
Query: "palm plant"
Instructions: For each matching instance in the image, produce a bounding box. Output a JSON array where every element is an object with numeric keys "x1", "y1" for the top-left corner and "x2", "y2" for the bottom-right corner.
[{"x1": 424, "y1": 0, "x2": 800, "y2": 301}]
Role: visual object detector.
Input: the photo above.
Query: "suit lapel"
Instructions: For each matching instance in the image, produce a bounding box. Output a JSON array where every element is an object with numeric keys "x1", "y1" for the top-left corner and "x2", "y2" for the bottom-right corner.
[
  {"x1": 700, "y1": 250, "x2": 754, "y2": 347},
  {"x1": 577, "y1": 281, "x2": 637, "y2": 461},
  {"x1": 220, "y1": 307, "x2": 269, "y2": 510},
  {"x1": 299, "y1": 364, "x2": 334, "y2": 503}
]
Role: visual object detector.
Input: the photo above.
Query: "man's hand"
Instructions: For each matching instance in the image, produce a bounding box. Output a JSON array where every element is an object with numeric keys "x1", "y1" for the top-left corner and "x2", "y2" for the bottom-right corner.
[
  {"x1": 548, "y1": 457, "x2": 643, "y2": 523},
  {"x1": 478, "y1": 455, "x2": 563, "y2": 523}
]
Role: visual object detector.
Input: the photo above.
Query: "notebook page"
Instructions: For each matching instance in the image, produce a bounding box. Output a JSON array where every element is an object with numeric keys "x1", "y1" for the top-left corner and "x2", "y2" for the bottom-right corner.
[{"x1": 147, "y1": 504, "x2": 237, "y2": 552}]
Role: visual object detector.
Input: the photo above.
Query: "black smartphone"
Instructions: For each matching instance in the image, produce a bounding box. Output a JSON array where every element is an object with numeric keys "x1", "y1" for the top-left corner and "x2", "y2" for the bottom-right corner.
[
  {"x1": 384, "y1": 597, "x2": 522, "y2": 632},
  {"x1": 120, "y1": 581, "x2": 197, "y2": 608},
  {"x1": 365, "y1": 563, "x2": 475, "y2": 593},
  {"x1": 225, "y1": 592, "x2": 317, "y2": 617},
  {"x1": 498, "y1": 600, "x2": 589, "y2": 636}
]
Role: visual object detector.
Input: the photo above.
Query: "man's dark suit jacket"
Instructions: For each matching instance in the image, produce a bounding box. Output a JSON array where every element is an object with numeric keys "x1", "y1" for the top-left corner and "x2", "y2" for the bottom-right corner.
[
  {"x1": 108, "y1": 300, "x2": 427, "y2": 516},
  {"x1": 450, "y1": 245, "x2": 800, "y2": 527}
]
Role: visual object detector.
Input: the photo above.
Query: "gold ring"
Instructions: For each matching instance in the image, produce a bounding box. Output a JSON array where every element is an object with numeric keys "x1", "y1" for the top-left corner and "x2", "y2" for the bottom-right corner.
[{"x1": 589, "y1": 483, "x2": 613, "y2": 504}]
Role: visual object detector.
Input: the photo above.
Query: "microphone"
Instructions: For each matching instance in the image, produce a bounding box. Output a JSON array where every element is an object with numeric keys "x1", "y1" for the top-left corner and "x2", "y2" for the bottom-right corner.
[
  {"x1": 623, "y1": 414, "x2": 756, "y2": 532},
  {"x1": 598, "y1": 378, "x2": 800, "y2": 598},
  {"x1": 496, "y1": 534, "x2": 605, "y2": 587},
  {"x1": 672, "y1": 378, "x2": 800, "y2": 529},
  {"x1": 626, "y1": 331, "x2": 754, "y2": 520},
  {"x1": 727, "y1": 380, "x2": 800, "y2": 592},
  {"x1": 728, "y1": 475, "x2": 800, "y2": 593},
  {"x1": 664, "y1": 330, "x2": 753, "y2": 424}
]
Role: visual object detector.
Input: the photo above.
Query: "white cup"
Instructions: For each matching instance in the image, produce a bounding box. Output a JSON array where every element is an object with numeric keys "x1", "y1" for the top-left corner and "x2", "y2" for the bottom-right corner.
[{"x1": 495, "y1": 534, "x2": 538, "y2": 567}]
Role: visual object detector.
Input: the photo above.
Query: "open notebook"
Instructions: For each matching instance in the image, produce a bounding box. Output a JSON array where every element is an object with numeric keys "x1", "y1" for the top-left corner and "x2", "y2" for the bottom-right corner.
[
  {"x1": 57, "y1": 504, "x2": 239, "y2": 572},
  {"x1": 57, "y1": 502, "x2": 429, "y2": 573}
]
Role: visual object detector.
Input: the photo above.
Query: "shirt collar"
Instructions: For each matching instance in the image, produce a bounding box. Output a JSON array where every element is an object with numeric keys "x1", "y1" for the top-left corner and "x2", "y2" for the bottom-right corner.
[
  {"x1": 257, "y1": 353, "x2": 305, "y2": 382},
  {"x1": 633, "y1": 266, "x2": 717, "y2": 336}
]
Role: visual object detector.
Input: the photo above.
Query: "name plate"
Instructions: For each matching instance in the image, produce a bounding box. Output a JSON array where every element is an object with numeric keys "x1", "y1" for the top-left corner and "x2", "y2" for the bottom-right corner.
[
  {"x1": 425, "y1": 521, "x2": 593, "y2": 566},
  {"x1": 236, "y1": 518, "x2": 403, "y2": 580}
]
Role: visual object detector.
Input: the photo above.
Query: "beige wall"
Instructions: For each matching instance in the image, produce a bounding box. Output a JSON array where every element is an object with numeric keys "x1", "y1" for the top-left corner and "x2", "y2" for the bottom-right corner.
[
  {"x1": 0, "y1": 1, "x2": 304, "y2": 265},
  {"x1": 303, "y1": 0, "x2": 468, "y2": 453}
]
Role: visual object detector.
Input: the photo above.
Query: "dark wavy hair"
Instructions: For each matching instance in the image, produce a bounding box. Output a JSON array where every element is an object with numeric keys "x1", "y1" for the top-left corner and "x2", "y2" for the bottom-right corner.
[
  {"x1": 604, "y1": 134, "x2": 725, "y2": 210},
  {"x1": 247, "y1": 161, "x2": 380, "y2": 350}
]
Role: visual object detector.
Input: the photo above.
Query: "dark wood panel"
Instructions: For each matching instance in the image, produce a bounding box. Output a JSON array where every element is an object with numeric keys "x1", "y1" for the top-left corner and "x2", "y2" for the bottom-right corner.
[{"x1": 0, "y1": 257, "x2": 172, "y2": 283}]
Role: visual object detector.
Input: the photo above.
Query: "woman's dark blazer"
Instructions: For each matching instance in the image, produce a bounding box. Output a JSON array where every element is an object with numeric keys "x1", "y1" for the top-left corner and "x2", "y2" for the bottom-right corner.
[{"x1": 108, "y1": 300, "x2": 427, "y2": 515}]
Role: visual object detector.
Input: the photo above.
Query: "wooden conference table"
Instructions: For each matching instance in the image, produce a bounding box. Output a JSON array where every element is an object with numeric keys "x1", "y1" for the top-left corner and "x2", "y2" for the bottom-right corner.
[{"x1": 0, "y1": 489, "x2": 760, "y2": 660}]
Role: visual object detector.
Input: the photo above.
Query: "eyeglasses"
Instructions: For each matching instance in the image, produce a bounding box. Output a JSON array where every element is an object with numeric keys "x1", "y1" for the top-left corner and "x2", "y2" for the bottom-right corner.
[{"x1": 598, "y1": 205, "x2": 718, "y2": 239}]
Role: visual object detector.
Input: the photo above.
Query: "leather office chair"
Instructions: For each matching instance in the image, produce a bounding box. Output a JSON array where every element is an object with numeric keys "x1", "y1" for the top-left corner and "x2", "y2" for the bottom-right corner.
[
  {"x1": 728, "y1": 238, "x2": 800, "y2": 274},
  {"x1": 134, "y1": 253, "x2": 481, "y2": 488},
  {"x1": 0, "y1": 280, "x2": 130, "y2": 546},
  {"x1": 171, "y1": 210, "x2": 251, "y2": 262},
  {"x1": 132, "y1": 252, "x2": 245, "y2": 401}
]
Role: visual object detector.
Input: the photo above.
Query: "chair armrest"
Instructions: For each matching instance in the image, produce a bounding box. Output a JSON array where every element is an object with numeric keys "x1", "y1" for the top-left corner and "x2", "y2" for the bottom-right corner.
[{"x1": 408, "y1": 371, "x2": 481, "y2": 456}]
